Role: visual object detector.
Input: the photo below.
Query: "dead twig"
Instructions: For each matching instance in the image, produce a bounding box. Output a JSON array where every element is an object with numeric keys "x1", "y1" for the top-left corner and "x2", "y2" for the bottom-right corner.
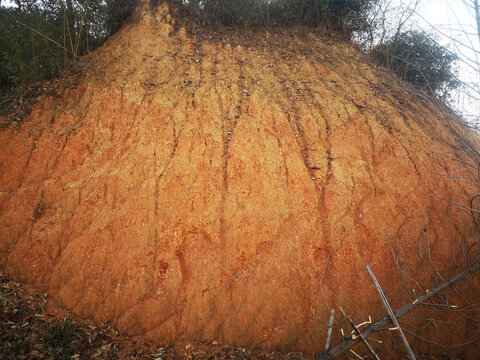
[
  {"x1": 339, "y1": 307, "x2": 380, "y2": 360},
  {"x1": 317, "y1": 262, "x2": 480, "y2": 359}
]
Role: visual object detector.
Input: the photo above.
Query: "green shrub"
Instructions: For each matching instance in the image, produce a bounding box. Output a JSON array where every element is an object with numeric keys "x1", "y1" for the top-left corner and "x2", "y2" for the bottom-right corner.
[
  {"x1": 0, "y1": 0, "x2": 137, "y2": 99},
  {"x1": 372, "y1": 30, "x2": 459, "y2": 97},
  {"x1": 44, "y1": 317, "x2": 83, "y2": 360},
  {"x1": 202, "y1": 0, "x2": 268, "y2": 27},
  {"x1": 171, "y1": 0, "x2": 377, "y2": 32},
  {"x1": 0, "y1": 6, "x2": 62, "y2": 95},
  {"x1": 104, "y1": 0, "x2": 138, "y2": 35}
]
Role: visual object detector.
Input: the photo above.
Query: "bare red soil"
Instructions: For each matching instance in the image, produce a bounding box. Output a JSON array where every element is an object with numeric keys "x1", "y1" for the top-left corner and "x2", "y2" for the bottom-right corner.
[{"x1": 1, "y1": 2, "x2": 480, "y2": 358}]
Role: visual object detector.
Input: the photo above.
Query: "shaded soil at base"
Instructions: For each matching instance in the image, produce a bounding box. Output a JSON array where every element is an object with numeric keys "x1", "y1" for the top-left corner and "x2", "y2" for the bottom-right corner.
[{"x1": 0, "y1": 271, "x2": 315, "y2": 360}]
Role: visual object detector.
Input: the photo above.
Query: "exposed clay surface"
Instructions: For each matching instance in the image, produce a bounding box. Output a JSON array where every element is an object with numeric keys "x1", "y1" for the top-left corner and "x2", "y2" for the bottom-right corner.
[{"x1": 1, "y1": 3, "x2": 480, "y2": 357}]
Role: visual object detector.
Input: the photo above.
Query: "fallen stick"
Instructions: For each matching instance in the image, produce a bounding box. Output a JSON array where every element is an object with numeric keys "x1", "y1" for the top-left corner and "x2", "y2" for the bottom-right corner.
[
  {"x1": 366, "y1": 265, "x2": 415, "y2": 360},
  {"x1": 317, "y1": 262, "x2": 480, "y2": 360},
  {"x1": 339, "y1": 307, "x2": 380, "y2": 360}
]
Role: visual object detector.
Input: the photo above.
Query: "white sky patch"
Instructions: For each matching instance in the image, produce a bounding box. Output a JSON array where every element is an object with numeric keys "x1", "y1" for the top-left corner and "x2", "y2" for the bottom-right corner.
[{"x1": 397, "y1": 0, "x2": 480, "y2": 125}]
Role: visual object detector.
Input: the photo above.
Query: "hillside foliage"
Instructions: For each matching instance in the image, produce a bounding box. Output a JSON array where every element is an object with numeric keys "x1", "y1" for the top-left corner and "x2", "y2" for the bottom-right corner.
[
  {"x1": 0, "y1": 0, "x2": 460, "y2": 111},
  {"x1": 171, "y1": 0, "x2": 375, "y2": 32},
  {"x1": 0, "y1": 0, "x2": 136, "y2": 100},
  {"x1": 371, "y1": 30, "x2": 459, "y2": 97}
]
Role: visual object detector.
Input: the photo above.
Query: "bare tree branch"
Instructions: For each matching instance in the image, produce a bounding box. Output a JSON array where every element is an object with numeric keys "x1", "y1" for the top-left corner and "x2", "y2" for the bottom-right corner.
[
  {"x1": 317, "y1": 263, "x2": 480, "y2": 360},
  {"x1": 339, "y1": 307, "x2": 380, "y2": 360}
]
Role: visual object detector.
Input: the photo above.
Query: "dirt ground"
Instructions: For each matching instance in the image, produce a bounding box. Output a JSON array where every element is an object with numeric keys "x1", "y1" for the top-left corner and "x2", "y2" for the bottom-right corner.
[{"x1": 1, "y1": 271, "x2": 317, "y2": 360}]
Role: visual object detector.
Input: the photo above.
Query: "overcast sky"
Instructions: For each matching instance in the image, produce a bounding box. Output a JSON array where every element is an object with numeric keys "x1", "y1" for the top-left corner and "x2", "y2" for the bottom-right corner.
[{"x1": 411, "y1": 0, "x2": 480, "y2": 123}]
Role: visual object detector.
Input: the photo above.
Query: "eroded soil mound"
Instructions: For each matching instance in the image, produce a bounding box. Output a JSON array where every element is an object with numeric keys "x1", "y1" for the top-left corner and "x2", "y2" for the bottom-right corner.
[{"x1": 1, "y1": 2, "x2": 480, "y2": 357}]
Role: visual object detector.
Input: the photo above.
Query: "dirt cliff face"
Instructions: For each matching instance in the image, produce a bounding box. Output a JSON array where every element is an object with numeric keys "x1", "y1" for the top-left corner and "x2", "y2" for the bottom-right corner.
[{"x1": 1, "y1": 3, "x2": 480, "y2": 355}]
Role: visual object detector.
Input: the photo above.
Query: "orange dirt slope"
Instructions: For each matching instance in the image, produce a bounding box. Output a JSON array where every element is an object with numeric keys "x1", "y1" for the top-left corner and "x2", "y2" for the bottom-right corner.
[{"x1": 1, "y1": 2, "x2": 480, "y2": 357}]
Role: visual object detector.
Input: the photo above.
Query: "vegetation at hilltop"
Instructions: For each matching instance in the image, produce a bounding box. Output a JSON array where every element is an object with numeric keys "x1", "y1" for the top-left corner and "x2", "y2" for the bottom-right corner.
[
  {"x1": 170, "y1": 0, "x2": 375, "y2": 32},
  {"x1": 0, "y1": 0, "x2": 136, "y2": 98},
  {"x1": 0, "y1": 0, "x2": 460, "y2": 119},
  {"x1": 371, "y1": 30, "x2": 459, "y2": 98}
]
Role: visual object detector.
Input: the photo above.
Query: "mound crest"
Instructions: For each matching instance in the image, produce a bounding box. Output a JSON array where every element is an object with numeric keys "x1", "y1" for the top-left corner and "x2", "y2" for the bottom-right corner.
[{"x1": 1, "y1": 3, "x2": 480, "y2": 356}]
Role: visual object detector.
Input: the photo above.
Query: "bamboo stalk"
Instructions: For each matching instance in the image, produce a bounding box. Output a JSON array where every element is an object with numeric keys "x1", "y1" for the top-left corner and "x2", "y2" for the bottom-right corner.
[{"x1": 0, "y1": 11, "x2": 76, "y2": 56}]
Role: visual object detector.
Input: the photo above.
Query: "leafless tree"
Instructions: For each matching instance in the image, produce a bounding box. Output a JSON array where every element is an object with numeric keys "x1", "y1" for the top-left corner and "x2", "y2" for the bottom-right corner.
[{"x1": 359, "y1": 0, "x2": 421, "y2": 51}]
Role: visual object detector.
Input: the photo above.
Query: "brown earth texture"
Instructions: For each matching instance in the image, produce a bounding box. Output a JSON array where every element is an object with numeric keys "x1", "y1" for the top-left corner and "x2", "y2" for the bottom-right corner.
[{"x1": 2, "y1": 2, "x2": 480, "y2": 358}]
